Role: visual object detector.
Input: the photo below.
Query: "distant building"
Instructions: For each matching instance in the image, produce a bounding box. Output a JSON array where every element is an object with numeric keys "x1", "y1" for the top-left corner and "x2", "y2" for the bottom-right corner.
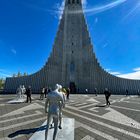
[{"x1": 4, "y1": 0, "x2": 140, "y2": 94}]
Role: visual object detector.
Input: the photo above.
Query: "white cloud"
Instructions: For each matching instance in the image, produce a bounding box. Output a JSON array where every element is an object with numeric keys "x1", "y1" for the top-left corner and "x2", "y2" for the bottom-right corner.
[
  {"x1": 11, "y1": 49, "x2": 17, "y2": 54},
  {"x1": 67, "y1": 0, "x2": 127, "y2": 15},
  {"x1": 106, "y1": 67, "x2": 140, "y2": 80},
  {"x1": 122, "y1": 1, "x2": 140, "y2": 21},
  {"x1": 105, "y1": 69, "x2": 111, "y2": 72},
  {"x1": 55, "y1": 1, "x2": 65, "y2": 20},
  {"x1": 133, "y1": 67, "x2": 140, "y2": 72},
  {"x1": 84, "y1": 0, "x2": 127, "y2": 15},
  {"x1": 106, "y1": 69, "x2": 121, "y2": 75},
  {"x1": 82, "y1": 0, "x2": 87, "y2": 8},
  {"x1": 117, "y1": 67, "x2": 140, "y2": 80},
  {"x1": 117, "y1": 71, "x2": 140, "y2": 80},
  {"x1": 20, "y1": 1, "x2": 51, "y2": 13},
  {"x1": 110, "y1": 71, "x2": 121, "y2": 75}
]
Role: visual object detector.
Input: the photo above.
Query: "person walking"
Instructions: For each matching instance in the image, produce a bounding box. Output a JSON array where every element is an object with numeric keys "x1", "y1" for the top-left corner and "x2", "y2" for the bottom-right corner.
[
  {"x1": 104, "y1": 88, "x2": 111, "y2": 106},
  {"x1": 26, "y1": 86, "x2": 32, "y2": 103},
  {"x1": 44, "y1": 87, "x2": 48, "y2": 98}
]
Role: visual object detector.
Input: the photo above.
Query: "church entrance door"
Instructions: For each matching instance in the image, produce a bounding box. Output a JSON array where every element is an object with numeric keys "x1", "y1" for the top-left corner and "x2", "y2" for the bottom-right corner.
[{"x1": 69, "y1": 82, "x2": 77, "y2": 94}]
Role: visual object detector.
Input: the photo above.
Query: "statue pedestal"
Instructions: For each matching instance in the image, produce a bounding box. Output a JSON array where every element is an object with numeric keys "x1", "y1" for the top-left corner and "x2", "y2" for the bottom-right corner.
[
  {"x1": 30, "y1": 118, "x2": 74, "y2": 140},
  {"x1": 7, "y1": 96, "x2": 26, "y2": 104}
]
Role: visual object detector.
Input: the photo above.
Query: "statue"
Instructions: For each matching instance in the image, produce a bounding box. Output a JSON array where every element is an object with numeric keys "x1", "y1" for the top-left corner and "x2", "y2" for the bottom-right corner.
[
  {"x1": 21, "y1": 85, "x2": 26, "y2": 97},
  {"x1": 45, "y1": 84, "x2": 65, "y2": 140},
  {"x1": 7, "y1": 85, "x2": 26, "y2": 104},
  {"x1": 16, "y1": 85, "x2": 26, "y2": 99},
  {"x1": 16, "y1": 85, "x2": 22, "y2": 99}
]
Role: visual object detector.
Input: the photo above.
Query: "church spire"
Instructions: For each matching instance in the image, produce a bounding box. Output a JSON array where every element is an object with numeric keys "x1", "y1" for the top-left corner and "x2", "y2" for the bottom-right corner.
[{"x1": 65, "y1": 0, "x2": 82, "y2": 5}]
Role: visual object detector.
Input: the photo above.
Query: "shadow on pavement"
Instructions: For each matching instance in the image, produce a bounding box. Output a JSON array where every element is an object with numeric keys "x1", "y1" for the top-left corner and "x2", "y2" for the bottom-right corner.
[
  {"x1": 95, "y1": 105, "x2": 106, "y2": 107},
  {"x1": 8, "y1": 125, "x2": 47, "y2": 138}
]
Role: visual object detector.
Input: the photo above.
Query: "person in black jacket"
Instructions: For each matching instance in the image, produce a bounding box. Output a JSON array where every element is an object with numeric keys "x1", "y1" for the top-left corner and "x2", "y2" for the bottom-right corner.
[
  {"x1": 66, "y1": 88, "x2": 70, "y2": 100},
  {"x1": 26, "y1": 86, "x2": 32, "y2": 103},
  {"x1": 44, "y1": 87, "x2": 48, "y2": 98},
  {"x1": 126, "y1": 89, "x2": 129, "y2": 96},
  {"x1": 104, "y1": 88, "x2": 111, "y2": 106}
]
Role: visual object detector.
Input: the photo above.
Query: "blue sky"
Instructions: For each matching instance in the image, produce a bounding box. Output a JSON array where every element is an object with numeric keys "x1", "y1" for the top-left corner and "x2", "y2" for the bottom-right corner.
[{"x1": 0, "y1": 0, "x2": 140, "y2": 79}]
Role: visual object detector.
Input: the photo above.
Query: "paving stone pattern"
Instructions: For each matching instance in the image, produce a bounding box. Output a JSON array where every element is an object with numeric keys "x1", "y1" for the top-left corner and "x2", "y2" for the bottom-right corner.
[{"x1": 0, "y1": 94, "x2": 140, "y2": 140}]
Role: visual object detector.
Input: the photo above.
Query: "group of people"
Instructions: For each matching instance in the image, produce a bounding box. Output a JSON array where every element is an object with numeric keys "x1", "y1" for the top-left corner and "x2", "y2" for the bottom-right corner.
[
  {"x1": 40, "y1": 87, "x2": 50, "y2": 100},
  {"x1": 16, "y1": 85, "x2": 32, "y2": 103},
  {"x1": 15, "y1": 84, "x2": 140, "y2": 140},
  {"x1": 96, "y1": 87, "x2": 140, "y2": 106},
  {"x1": 16, "y1": 84, "x2": 71, "y2": 105},
  {"x1": 126, "y1": 89, "x2": 140, "y2": 96},
  {"x1": 104, "y1": 88, "x2": 140, "y2": 106},
  {"x1": 40, "y1": 86, "x2": 70, "y2": 100},
  {"x1": 84, "y1": 87, "x2": 111, "y2": 106}
]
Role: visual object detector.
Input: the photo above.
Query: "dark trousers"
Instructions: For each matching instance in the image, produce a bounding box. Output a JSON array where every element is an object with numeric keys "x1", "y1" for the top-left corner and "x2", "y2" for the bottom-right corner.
[
  {"x1": 44, "y1": 93, "x2": 47, "y2": 98},
  {"x1": 27, "y1": 95, "x2": 31, "y2": 103},
  {"x1": 67, "y1": 93, "x2": 69, "y2": 99},
  {"x1": 106, "y1": 96, "x2": 110, "y2": 105}
]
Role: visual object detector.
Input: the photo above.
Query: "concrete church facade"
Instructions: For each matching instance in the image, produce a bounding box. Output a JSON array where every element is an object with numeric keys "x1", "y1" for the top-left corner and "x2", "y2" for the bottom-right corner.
[{"x1": 4, "y1": 0, "x2": 140, "y2": 94}]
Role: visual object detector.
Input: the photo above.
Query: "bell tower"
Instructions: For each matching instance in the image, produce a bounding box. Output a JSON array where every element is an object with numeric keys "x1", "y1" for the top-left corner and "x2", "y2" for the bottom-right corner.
[
  {"x1": 4, "y1": 0, "x2": 140, "y2": 94},
  {"x1": 61, "y1": 0, "x2": 85, "y2": 88},
  {"x1": 66, "y1": 0, "x2": 82, "y2": 5}
]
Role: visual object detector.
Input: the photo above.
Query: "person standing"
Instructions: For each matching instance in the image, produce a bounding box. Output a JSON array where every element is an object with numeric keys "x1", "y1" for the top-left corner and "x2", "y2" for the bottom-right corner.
[
  {"x1": 94, "y1": 88, "x2": 97, "y2": 96},
  {"x1": 66, "y1": 88, "x2": 70, "y2": 100},
  {"x1": 26, "y1": 86, "x2": 32, "y2": 103},
  {"x1": 104, "y1": 88, "x2": 111, "y2": 106},
  {"x1": 126, "y1": 89, "x2": 129, "y2": 96},
  {"x1": 137, "y1": 89, "x2": 140, "y2": 97},
  {"x1": 44, "y1": 87, "x2": 48, "y2": 98},
  {"x1": 85, "y1": 89, "x2": 88, "y2": 93}
]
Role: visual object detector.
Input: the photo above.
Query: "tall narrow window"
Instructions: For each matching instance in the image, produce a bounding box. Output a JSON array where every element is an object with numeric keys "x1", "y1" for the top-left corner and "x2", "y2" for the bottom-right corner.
[
  {"x1": 77, "y1": 0, "x2": 79, "y2": 4},
  {"x1": 72, "y1": 0, "x2": 75, "y2": 4}
]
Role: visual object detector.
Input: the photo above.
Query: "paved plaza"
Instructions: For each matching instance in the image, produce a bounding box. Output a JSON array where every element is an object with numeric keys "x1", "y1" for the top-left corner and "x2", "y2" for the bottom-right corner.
[{"x1": 0, "y1": 94, "x2": 140, "y2": 140}]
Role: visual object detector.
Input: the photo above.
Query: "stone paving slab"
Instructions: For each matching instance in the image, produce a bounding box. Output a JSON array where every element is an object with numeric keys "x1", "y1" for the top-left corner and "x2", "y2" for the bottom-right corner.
[{"x1": 0, "y1": 94, "x2": 140, "y2": 140}]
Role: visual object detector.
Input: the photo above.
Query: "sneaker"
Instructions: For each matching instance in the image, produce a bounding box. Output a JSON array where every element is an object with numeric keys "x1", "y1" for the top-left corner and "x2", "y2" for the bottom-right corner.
[{"x1": 58, "y1": 126, "x2": 62, "y2": 129}]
